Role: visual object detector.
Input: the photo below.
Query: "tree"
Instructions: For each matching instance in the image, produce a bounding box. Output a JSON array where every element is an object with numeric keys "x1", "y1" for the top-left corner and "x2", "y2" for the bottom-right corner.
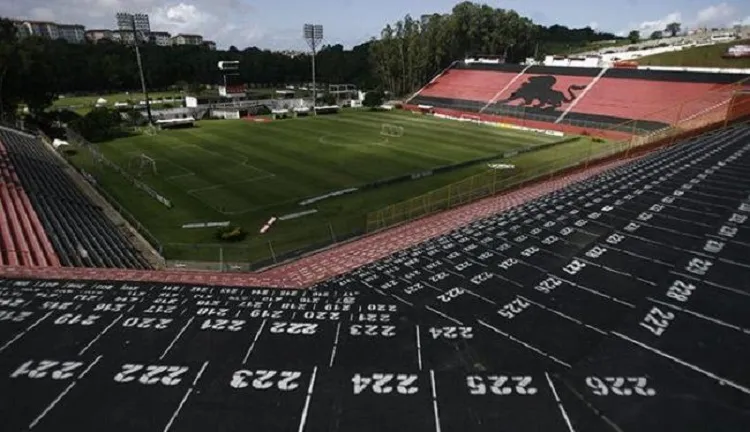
[
  {"x1": 628, "y1": 30, "x2": 640, "y2": 43},
  {"x1": 665, "y1": 22, "x2": 681, "y2": 37},
  {"x1": 0, "y1": 18, "x2": 19, "y2": 120},
  {"x1": 650, "y1": 31, "x2": 663, "y2": 39},
  {"x1": 71, "y1": 107, "x2": 123, "y2": 142},
  {"x1": 363, "y1": 90, "x2": 384, "y2": 108},
  {"x1": 320, "y1": 92, "x2": 337, "y2": 106}
]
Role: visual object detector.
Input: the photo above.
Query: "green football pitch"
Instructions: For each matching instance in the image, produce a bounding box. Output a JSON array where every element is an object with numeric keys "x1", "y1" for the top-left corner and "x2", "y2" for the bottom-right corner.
[{"x1": 69, "y1": 109, "x2": 608, "y2": 265}]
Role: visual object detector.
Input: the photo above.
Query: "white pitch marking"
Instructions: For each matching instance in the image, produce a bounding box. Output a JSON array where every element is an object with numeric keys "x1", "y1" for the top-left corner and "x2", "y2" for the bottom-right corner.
[
  {"x1": 162, "y1": 361, "x2": 210, "y2": 432},
  {"x1": 558, "y1": 277, "x2": 635, "y2": 308},
  {"x1": 79, "y1": 314, "x2": 124, "y2": 355},
  {"x1": 612, "y1": 331, "x2": 750, "y2": 395},
  {"x1": 478, "y1": 320, "x2": 571, "y2": 368},
  {"x1": 160, "y1": 316, "x2": 194, "y2": 360},
  {"x1": 647, "y1": 297, "x2": 749, "y2": 334},
  {"x1": 328, "y1": 322, "x2": 342, "y2": 367},
  {"x1": 242, "y1": 319, "x2": 267, "y2": 364},
  {"x1": 392, "y1": 294, "x2": 415, "y2": 307},
  {"x1": 29, "y1": 355, "x2": 103, "y2": 429},
  {"x1": 430, "y1": 370, "x2": 442, "y2": 432},
  {"x1": 0, "y1": 311, "x2": 52, "y2": 354},
  {"x1": 425, "y1": 306, "x2": 463, "y2": 325},
  {"x1": 297, "y1": 366, "x2": 318, "y2": 432},
  {"x1": 545, "y1": 372, "x2": 576, "y2": 432},
  {"x1": 519, "y1": 296, "x2": 607, "y2": 335},
  {"x1": 416, "y1": 325, "x2": 423, "y2": 371}
]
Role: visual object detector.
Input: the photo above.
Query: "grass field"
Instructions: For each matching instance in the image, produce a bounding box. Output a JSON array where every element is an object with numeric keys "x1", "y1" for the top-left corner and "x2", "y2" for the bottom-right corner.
[
  {"x1": 68, "y1": 109, "x2": 608, "y2": 264},
  {"x1": 637, "y1": 39, "x2": 750, "y2": 68}
]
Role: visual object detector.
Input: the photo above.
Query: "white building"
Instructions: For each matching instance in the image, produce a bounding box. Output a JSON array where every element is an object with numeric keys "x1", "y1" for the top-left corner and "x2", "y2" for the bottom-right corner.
[
  {"x1": 172, "y1": 34, "x2": 204, "y2": 46},
  {"x1": 150, "y1": 31, "x2": 172, "y2": 46},
  {"x1": 13, "y1": 21, "x2": 60, "y2": 40},
  {"x1": 112, "y1": 30, "x2": 137, "y2": 44},
  {"x1": 58, "y1": 24, "x2": 85, "y2": 43},
  {"x1": 85, "y1": 29, "x2": 113, "y2": 43}
]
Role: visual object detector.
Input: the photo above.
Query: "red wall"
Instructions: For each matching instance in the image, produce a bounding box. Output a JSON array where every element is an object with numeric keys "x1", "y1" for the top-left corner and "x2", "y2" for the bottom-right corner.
[{"x1": 404, "y1": 105, "x2": 633, "y2": 141}]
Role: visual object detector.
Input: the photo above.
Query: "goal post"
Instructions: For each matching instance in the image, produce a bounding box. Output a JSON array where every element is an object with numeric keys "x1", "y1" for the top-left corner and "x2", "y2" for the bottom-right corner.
[
  {"x1": 380, "y1": 123, "x2": 404, "y2": 138},
  {"x1": 128, "y1": 153, "x2": 158, "y2": 177}
]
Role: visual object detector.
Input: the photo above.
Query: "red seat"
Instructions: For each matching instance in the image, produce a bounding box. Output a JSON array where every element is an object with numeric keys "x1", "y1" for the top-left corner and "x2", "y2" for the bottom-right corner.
[
  {"x1": 419, "y1": 69, "x2": 520, "y2": 103},
  {"x1": 574, "y1": 78, "x2": 736, "y2": 125},
  {"x1": 0, "y1": 139, "x2": 61, "y2": 267}
]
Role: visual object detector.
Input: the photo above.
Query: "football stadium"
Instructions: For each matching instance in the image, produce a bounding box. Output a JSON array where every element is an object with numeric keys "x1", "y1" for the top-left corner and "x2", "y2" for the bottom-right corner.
[{"x1": 2, "y1": 3, "x2": 750, "y2": 431}]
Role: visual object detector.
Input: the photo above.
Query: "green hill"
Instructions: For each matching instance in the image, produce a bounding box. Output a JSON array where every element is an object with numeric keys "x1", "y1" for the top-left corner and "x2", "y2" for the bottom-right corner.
[{"x1": 637, "y1": 40, "x2": 750, "y2": 68}]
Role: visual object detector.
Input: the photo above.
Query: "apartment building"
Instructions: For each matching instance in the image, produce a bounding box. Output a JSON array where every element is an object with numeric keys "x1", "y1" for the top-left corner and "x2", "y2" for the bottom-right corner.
[
  {"x1": 58, "y1": 24, "x2": 85, "y2": 43},
  {"x1": 150, "y1": 31, "x2": 172, "y2": 46},
  {"x1": 172, "y1": 34, "x2": 204, "y2": 46},
  {"x1": 85, "y1": 29, "x2": 114, "y2": 43}
]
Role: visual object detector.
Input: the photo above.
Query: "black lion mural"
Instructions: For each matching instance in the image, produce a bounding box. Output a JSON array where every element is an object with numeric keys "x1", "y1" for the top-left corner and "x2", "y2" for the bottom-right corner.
[{"x1": 496, "y1": 75, "x2": 587, "y2": 110}]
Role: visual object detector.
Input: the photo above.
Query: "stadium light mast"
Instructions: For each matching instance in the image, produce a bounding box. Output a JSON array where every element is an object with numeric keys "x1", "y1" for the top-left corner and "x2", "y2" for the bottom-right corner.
[
  {"x1": 127, "y1": 14, "x2": 154, "y2": 124},
  {"x1": 303, "y1": 24, "x2": 323, "y2": 115}
]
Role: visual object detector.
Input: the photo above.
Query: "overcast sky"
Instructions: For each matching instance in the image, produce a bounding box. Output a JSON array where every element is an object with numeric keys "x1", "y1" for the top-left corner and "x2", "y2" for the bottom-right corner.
[{"x1": 2, "y1": 0, "x2": 749, "y2": 50}]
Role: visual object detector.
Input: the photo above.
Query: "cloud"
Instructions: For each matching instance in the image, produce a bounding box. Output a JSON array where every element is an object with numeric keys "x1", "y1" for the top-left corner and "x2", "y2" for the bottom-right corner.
[
  {"x1": 620, "y1": 2, "x2": 750, "y2": 37},
  {"x1": 695, "y1": 3, "x2": 734, "y2": 27},
  {"x1": 587, "y1": 21, "x2": 599, "y2": 30},
  {"x1": 633, "y1": 12, "x2": 682, "y2": 36}
]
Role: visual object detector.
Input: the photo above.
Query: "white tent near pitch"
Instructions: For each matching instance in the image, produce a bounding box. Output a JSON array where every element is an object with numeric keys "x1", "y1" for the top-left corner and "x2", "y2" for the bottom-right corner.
[
  {"x1": 52, "y1": 138, "x2": 69, "y2": 149},
  {"x1": 95, "y1": 97, "x2": 107, "y2": 106}
]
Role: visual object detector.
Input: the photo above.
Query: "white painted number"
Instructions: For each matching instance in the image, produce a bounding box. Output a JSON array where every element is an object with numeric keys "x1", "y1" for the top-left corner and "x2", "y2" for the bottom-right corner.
[
  {"x1": 200, "y1": 319, "x2": 245, "y2": 331},
  {"x1": 11, "y1": 360, "x2": 83, "y2": 380},
  {"x1": 585, "y1": 246, "x2": 607, "y2": 259},
  {"x1": 466, "y1": 375, "x2": 537, "y2": 396},
  {"x1": 438, "y1": 287, "x2": 465, "y2": 303},
  {"x1": 498, "y1": 297, "x2": 530, "y2": 319},
  {"x1": 352, "y1": 373, "x2": 418, "y2": 395},
  {"x1": 639, "y1": 307, "x2": 675, "y2": 337},
  {"x1": 563, "y1": 259, "x2": 586, "y2": 275},
  {"x1": 429, "y1": 326, "x2": 473, "y2": 339},
  {"x1": 230, "y1": 370, "x2": 302, "y2": 391},
  {"x1": 665, "y1": 280, "x2": 696, "y2": 303},
  {"x1": 54, "y1": 313, "x2": 99, "y2": 326},
  {"x1": 534, "y1": 277, "x2": 562, "y2": 294},
  {"x1": 685, "y1": 257, "x2": 712, "y2": 276},
  {"x1": 586, "y1": 376, "x2": 656, "y2": 396},
  {"x1": 122, "y1": 317, "x2": 173, "y2": 329},
  {"x1": 349, "y1": 325, "x2": 396, "y2": 337},
  {"x1": 269, "y1": 322, "x2": 318, "y2": 335},
  {"x1": 113, "y1": 364, "x2": 188, "y2": 386}
]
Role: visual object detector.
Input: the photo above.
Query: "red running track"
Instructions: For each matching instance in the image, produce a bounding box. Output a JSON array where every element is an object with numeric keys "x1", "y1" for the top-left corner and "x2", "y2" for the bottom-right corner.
[{"x1": 0, "y1": 155, "x2": 634, "y2": 288}]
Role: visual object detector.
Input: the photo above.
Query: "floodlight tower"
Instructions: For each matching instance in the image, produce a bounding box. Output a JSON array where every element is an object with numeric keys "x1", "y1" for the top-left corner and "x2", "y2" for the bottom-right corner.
[
  {"x1": 303, "y1": 24, "x2": 323, "y2": 115},
  {"x1": 122, "y1": 12, "x2": 154, "y2": 124}
]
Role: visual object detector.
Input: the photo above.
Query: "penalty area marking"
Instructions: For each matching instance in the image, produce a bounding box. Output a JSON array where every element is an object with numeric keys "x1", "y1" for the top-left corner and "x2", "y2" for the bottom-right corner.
[
  {"x1": 187, "y1": 174, "x2": 276, "y2": 194},
  {"x1": 318, "y1": 134, "x2": 390, "y2": 149},
  {"x1": 318, "y1": 133, "x2": 457, "y2": 164}
]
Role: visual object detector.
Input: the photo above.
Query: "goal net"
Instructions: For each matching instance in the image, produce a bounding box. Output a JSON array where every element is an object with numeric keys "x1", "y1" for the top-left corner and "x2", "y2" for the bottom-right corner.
[
  {"x1": 128, "y1": 154, "x2": 157, "y2": 177},
  {"x1": 380, "y1": 123, "x2": 404, "y2": 138}
]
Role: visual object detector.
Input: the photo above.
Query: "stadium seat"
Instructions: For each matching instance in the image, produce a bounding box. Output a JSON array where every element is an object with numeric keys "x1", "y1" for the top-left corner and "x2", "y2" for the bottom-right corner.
[
  {"x1": 410, "y1": 61, "x2": 750, "y2": 133},
  {"x1": 0, "y1": 127, "x2": 150, "y2": 269}
]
